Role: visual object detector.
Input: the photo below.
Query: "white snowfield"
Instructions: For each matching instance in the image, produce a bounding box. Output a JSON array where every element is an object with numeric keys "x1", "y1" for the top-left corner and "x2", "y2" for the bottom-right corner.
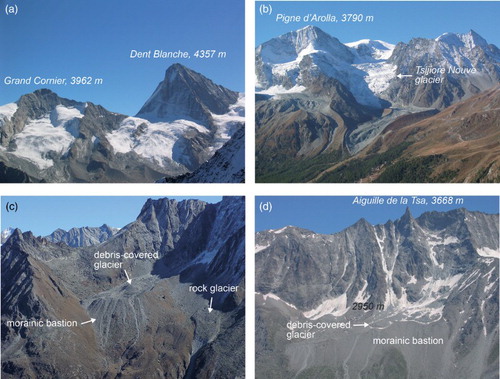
[
  {"x1": 257, "y1": 85, "x2": 307, "y2": 97},
  {"x1": 1, "y1": 227, "x2": 14, "y2": 245},
  {"x1": 6, "y1": 104, "x2": 85, "y2": 169},
  {"x1": 347, "y1": 39, "x2": 397, "y2": 95},
  {"x1": 107, "y1": 116, "x2": 209, "y2": 167},
  {"x1": 273, "y1": 226, "x2": 291, "y2": 234},
  {"x1": 256, "y1": 26, "x2": 499, "y2": 105}
]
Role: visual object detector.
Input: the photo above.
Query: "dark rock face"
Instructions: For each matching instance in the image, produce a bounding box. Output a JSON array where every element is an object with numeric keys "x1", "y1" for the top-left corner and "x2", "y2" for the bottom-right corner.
[
  {"x1": 137, "y1": 63, "x2": 239, "y2": 127},
  {"x1": 161, "y1": 126, "x2": 245, "y2": 183},
  {"x1": 1, "y1": 197, "x2": 245, "y2": 378},
  {"x1": 256, "y1": 208, "x2": 499, "y2": 378}
]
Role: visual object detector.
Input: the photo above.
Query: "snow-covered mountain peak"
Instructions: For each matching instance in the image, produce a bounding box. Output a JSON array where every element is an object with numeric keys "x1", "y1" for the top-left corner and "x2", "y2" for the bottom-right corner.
[
  {"x1": 436, "y1": 32, "x2": 464, "y2": 45},
  {"x1": 256, "y1": 26, "x2": 387, "y2": 106},
  {"x1": 136, "y1": 64, "x2": 239, "y2": 124},
  {"x1": 257, "y1": 26, "x2": 499, "y2": 110},
  {"x1": 258, "y1": 25, "x2": 354, "y2": 65},
  {"x1": 294, "y1": 25, "x2": 340, "y2": 50},
  {"x1": 436, "y1": 30, "x2": 488, "y2": 50},
  {"x1": 164, "y1": 63, "x2": 184, "y2": 82},
  {"x1": 461, "y1": 29, "x2": 489, "y2": 49}
]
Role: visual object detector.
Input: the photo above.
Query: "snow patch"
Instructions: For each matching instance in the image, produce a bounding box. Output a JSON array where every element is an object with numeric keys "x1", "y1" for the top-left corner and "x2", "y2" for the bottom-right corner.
[
  {"x1": 421, "y1": 275, "x2": 462, "y2": 297},
  {"x1": 426, "y1": 232, "x2": 459, "y2": 269},
  {"x1": 303, "y1": 294, "x2": 348, "y2": 319},
  {"x1": 1, "y1": 227, "x2": 14, "y2": 244},
  {"x1": 257, "y1": 85, "x2": 307, "y2": 96},
  {"x1": 262, "y1": 293, "x2": 297, "y2": 310},
  {"x1": 442, "y1": 236, "x2": 459, "y2": 245},
  {"x1": 255, "y1": 243, "x2": 270, "y2": 253},
  {"x1": 407, "y1": 276, "x2": 417, "y2": 285},
  {"x1": 273, "y1": 226, "x2": 290, "y2": 234}
]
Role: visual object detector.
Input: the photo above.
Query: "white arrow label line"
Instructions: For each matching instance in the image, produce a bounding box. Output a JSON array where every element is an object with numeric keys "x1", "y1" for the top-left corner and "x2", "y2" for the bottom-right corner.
[
  {"x1": 208, "y1": 297, "x2": 213, "y2": 313},
  {"x1": 124, "y1": 270, "x2": 132, "y2": 284},
  {"x1": 353, "y1": 322, "x2": 369, "y2": 327},
  {"x1": 81, "y1": 318, "x2": 96, "y2": 325}
]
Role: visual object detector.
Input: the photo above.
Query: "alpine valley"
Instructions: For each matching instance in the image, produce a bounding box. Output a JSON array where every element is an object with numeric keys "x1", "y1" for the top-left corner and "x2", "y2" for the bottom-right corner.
[
  {"x1": 255, "y1": 26, "x2": 500, "y2": 182},
  {"x1": 255, "y1": 207, "x2": 499, "y2": 378},
  {"x1": 1, "y1": 197, "x2": 245, "y2": 378},
  {"x1": 0, "y1": 64, "x2": 245, "y2": 183}
]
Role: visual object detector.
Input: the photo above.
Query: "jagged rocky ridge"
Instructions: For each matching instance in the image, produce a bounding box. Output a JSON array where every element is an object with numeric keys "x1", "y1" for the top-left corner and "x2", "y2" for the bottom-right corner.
[
  {"x1": 1, "y1": 197, "x2": 245, "y2": 378},
  {"x1": 255, "y1": 208, "x2": 499, "y2": 378},
  {"x1": 0, "y1": 64, "x2": 245, "y2": 183},
  {"x1": 255, "y1": 26, "x2": 500, "y2": 182},
  {"x1": 257, "y1": 25, "x2": 500, "y2": 108},
  {"x1": 45, "y1": 224, "x2": 119, "y2": 247}
]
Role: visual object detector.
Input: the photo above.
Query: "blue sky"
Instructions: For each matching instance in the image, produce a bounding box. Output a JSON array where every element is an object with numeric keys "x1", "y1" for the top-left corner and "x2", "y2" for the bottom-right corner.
[
  {"x1": 256, "y1": 1, "x2": 500, "y2": 47},
  {"x1": 0, "y1": 0, "x2": 244, "y2": 115},
  {"x1": 1, "y1": 196, "x2": 222, "y2": 236},
  {"x1": 256, "y1": 196, "x2": 499, "y2": 234}
]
